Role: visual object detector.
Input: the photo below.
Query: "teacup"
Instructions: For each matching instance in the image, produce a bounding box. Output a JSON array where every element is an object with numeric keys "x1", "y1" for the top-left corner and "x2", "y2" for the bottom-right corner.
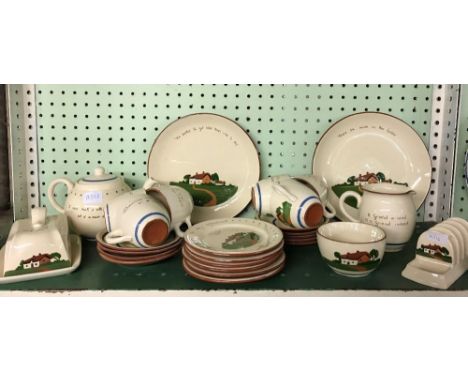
[
  {"x1": 144, "y1": 179, "x2": 194, "y2": 238},
  {"x1": 292, "y1": 175, "x2": 336, "y2": 219},
  {"x1": 104, "y1": 189, "x2": 170, "y2": 247},
  {"x1": 317, "y1": 222, "x2": 386, "y2": 277},
  {"x1": 252, "y1": 176, "x2": 324, "y2": 229},
  {"x1": 338, "y1": 183, "x2": 417, "y2": 252}
]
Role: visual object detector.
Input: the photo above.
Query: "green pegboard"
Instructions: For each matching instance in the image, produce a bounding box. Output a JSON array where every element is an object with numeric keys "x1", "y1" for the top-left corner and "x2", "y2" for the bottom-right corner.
[
  {"x1": 34, "y1": 84, "x2": 434, "y2": 219},
  {"x1": 453, "y1": 85, "x2": 468, "y2": 218}
]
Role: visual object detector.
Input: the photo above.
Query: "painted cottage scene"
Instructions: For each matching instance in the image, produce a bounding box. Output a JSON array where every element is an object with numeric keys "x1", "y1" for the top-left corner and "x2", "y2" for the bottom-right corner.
[
  {"x1": 322, "y1": 249, "x2": 381, "y2": 272},
  {"x1": 416, "y1": 244, "x2": 451, "y2": 263},
  {"x1": 171, "y1": 171, "x2": 238, "y2": 207},
  {"x1": 332, "y1": 171, "x2": 409, "y2": 208},
  {"x1": 5, "y1": 252, "x2": 71, "y2": 277}
]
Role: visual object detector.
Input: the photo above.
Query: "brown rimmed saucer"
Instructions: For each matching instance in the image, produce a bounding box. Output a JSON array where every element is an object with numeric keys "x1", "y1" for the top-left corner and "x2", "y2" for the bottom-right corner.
[
  {"x1": 183, "y1": 252, "x2": 286, "y2": 278},
  {"x1": 182, "y1": 245, "x2": 283, "y2": 271},
  {"x1": 98, "y1": 247, "x2": 180, "y2": 266},
  {"x1": 182, "y1": 255, "x2": 285, "y2": 284}
]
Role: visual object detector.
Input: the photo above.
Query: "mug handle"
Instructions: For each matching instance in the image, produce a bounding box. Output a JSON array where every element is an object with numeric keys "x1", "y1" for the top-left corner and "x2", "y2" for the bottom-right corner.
[
  {"x1": 174, "y1": 217, "x2": 192, "y2": 238},
  {"x1": 338, "y1": 191, "x2": 362, "y2": 223},
  {"x1": 105, "y1": 230, "x2": 132, "y2": 245},
  {"x1": 47, "y1": 178, "x2": 75, "y2": 214},
  {"x1": 323, "y1": 201, "x2": 337, "y2": 219}
]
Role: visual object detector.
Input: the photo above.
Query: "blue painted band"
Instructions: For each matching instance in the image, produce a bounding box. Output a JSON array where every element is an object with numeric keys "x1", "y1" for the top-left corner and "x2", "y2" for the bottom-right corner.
[
  {"x1": 297, "y1": 196, "x2": 319, "y2": 229},
  {"x1": 256, "y1": 184, "x2": 263, "y2": 216},
  {"x1": 134, "y1": 212, "x2": 170, "y2": 247}
]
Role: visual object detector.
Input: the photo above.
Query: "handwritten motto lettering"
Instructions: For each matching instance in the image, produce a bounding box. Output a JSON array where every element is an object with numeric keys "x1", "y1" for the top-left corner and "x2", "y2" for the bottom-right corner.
[
  {"x1": 337, "y1": 125, "x2": 397, "y2": 139},
  {"x1": 174, "y1": 125, "x2": 239, "y2": 146}
]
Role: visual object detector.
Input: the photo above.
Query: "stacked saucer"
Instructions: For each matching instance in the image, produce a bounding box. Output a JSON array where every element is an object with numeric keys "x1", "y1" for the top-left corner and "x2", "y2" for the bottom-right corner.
[
  {"x1": 182, "y1": 218, "x2": 285, "y2": 284},
  {"x1": 258, "y1": 215, "x2": 321, "y2": 246},
  {"x1": 96, "y1": 231, "x2": 183, "y2": 266}
]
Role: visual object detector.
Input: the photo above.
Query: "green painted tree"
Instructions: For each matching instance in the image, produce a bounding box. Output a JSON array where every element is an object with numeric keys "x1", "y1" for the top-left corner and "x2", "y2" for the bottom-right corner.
[
  {"x1": 211, "y1": 173, "x2": 220, "y2": 182},
  {"x1": 441, "y1": 247, "x2": 449, "y2": 255},
  {"x1": 369, "y1": 249, "x2": 378, "y2": 260},
  {"x1": 183, "y1": 174, "x2": 191, "y2": 183},
  {"x1": 376, "y1": 172, "x2": 386, "y2": 182},
  {"x1": 347, "y1": 176, "x2": 356, "y2": 185},
  {"x1": 334, "y1": 252, "x2": 341, "y2": 262},
  {"x1": 50, "y1": 252, "x2": 61, "y2": 261}
]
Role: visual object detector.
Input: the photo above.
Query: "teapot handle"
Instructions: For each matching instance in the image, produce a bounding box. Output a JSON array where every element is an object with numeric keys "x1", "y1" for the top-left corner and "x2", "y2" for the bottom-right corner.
[
  {"x1": 338, "y1": 190, "x2": 362, "y2": 223},
  {"x1": 47, "y1": 178, "x2": 75, "y2": 214}
]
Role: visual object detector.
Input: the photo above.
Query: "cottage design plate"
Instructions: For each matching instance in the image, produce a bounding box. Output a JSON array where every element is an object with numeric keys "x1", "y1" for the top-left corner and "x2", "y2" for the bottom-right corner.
[
  {"x1": 184, "y1": 218, "x2": 283, "y2": 255},
  {"x1": 148, "y1": 113, "x2": 260, "y2": 223},
  {"x1": 312, "y1": 112, "x2": 431, "y2": 222}
]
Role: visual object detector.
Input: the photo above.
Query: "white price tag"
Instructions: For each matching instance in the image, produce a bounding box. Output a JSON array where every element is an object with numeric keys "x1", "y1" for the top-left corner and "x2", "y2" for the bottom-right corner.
[
  {"x1": 427, "y1": 230, "x2": 449, "y2": 245},
  {"x1": 83, "y1": 191, "x2": 103, "y2": 205}
]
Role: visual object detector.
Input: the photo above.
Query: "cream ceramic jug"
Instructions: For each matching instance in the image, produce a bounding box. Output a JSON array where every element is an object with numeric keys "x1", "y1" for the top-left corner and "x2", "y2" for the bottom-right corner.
[
  {"x1": 48, "y1": 167, "x2": 131, "y2": 238},
  {"x1": 339, "y1": 183, "x2": 417, "y2": 252}
]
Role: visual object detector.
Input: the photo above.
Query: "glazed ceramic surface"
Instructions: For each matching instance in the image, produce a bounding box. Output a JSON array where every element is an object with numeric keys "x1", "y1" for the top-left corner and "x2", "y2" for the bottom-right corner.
[
  {"x1": 439, "y1": 221, "x2": 466, "y2": 258},
  {"x1": 147, "y1": 113, "x2": 260, "y2": 223},
  {"x1": 184, "y1": 218, "x2": 283, "y2": 255},
  {"x1": 293, "y1": 175, "x2": 336, "y2": 219},
  {"x1": 317, "y1": 222, "x2": 386, "y2": 277},
  {"x1": 252, "y1": 176, "x2": 325, "y2": 228},
  {"x1": 312, "y1": 112, "x2": 431, "y2": 222},
  {"x1": 3, "y1": 208, "x2": 72, "y2": 277},
  {"x1": 0, "y1": 234, "x2": 81, "y2": 284},
  {"x1": 428, "y1": 225, "x2": 460, "y2": 265},
  {"x1": 48, "y1": 166, "x2": 131, "y2": 238},
  {"x1": 144, "y1": 179, "x2": 193, "y2": 237},
  {"x1": 339, "y1": 183, "x2": 416, "y2": 252},
  {"x1": 105, "y1": 189, "x2": 170, "y2": 247}
]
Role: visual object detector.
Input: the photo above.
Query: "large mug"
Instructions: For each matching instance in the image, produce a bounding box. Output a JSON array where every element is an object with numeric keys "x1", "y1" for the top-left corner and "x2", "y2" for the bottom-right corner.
[
  {"x1": 252, "y1": 176, "x2": 325, "y2": 229},
  {"x1": 105, "y1": 189, "x2": 171, "y2": 247},
  {"x1": 339, "y1": 183, "x2": 416, "y2": 252},
  {"x1": 144, "y1": 179, "x2": 194, "y2": 238}
]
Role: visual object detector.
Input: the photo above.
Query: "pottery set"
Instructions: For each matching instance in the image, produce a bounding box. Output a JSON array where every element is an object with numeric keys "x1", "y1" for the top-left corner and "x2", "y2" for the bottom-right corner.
[
  {"x1": 402, "y1": 217, "x2": 468, "y2": 289},
  {"x1": 0, "y1": 207, "x2": 81, "y2": 284},
  {"x1": 48, "y1": 166, "x2": 131, "y2": 238},
  {"x1": 317, "y1": 222, "x2": 387, "y2": 277},
  {"x1": 339, "y1": 183, "x2": 417, "y2": 252},
  {"x1": 253, "y1": 175, "x2": 332, "y2": 246},
  {"x1": 182, "y1": 218, "x2": 285, "y2": 283}
]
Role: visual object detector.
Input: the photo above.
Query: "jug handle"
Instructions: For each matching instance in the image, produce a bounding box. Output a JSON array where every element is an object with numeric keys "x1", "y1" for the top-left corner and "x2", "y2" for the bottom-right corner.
[
  {"x1": 48, "y1": 178, "x2": 75, "y2": 214},
  {"x1": 338, "y1": 190, "x2": 362, "y2": 223}
]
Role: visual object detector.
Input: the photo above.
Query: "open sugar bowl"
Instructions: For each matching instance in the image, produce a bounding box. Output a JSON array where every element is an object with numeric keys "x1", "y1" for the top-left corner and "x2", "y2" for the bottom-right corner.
[{"x1": 317, "y1": 222, "x2": 387, "y2": 277}]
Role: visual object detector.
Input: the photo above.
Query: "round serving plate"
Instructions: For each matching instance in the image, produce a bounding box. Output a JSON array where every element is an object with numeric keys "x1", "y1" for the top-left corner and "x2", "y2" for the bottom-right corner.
[
  {"x1": 312, "y1": 112, "x2": 431, "y2": 222},
  {"x1": 182, "y1": 245, "x2": 283, "y2": 269},
  {"x1": 183, "y1": 252, "x2": 286, "y2": 279},
  {"x1": 184, "y1": 218, "x2": 283, "y2": 256},
  {"x1": 182, "y1": 255, "x2": 285, "y2": 284},
  {"x1": 147, "y1": 113, "x2": 260, "y2": 223}
]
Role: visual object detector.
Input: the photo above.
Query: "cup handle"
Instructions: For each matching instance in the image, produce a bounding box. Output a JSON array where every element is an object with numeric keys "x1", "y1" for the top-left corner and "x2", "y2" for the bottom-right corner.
[
  {"x1": 338, "y1": 191, "x2": 362, "y2": 223},
  {"x1": 323, "y1": 201, "x2": 336, "y2": 219},
  {"x1": 47, "y1": 178, "x2": 75, "y2": 214},
  {"x1": 105, "y1": 230, "x2": 132, "y2": 245},
  {"x1": 272, "y1": 183, "x2": 297, "y2": 202},
  {"x1": 143, "y1": 177, "x2": 160, "y2": 191},
  {"x1": 174, "y1": 217, "x2": 192, "y2": 238}
]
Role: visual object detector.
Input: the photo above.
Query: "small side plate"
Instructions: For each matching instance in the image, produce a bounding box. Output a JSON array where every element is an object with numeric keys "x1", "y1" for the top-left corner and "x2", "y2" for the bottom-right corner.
[{"x1": 0, "y1": 234, "x2": 82, "y2": 285}]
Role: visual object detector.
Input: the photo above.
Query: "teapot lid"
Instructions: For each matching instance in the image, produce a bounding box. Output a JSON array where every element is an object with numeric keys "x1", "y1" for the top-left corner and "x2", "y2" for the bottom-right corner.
[
  {"x1": 361, "y1": 183, "x2": 414, "y2": 195},
  {"x1": 78, "y1": 167, "x2": 119, "y2": 184}
]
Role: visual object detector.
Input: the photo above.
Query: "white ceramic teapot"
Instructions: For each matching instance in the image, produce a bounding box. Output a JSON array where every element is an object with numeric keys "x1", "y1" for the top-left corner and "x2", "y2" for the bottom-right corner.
[{"x1": 48, "y1": 167, "x2": 131, "y2": 238}]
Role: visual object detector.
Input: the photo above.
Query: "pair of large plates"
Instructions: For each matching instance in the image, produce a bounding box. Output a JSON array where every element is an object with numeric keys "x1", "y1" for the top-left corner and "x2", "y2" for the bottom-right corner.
[
  {"x1": 148, "y1": 114, "x2": 260, "y2": 223},
  {"x1": 313, "y1": 112, "x2": 432, "y2": 222}
]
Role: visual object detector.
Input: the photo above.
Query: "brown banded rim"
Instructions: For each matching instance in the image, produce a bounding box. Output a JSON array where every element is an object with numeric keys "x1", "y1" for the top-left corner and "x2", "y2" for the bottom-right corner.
[
  {"x1": 96, "y1": 230, "x2": 183, "y2": 253},
  {"x1": 98, "y1": 248, "x2": 179, "y2": 266},
  {"x1": 183, "y1": 252, "x2": 286, "y2": 279},
  {"x1": 182, "y1": 247, "x2": 283, "y2": 269},
  {"x1": 96, "y1": 238, "x2": 183, "y2": 256},
  {"x1": 97, "y1": 242, "x2": 182, "y2": 259},
  {"x1": 183, "y1": 239, "x2": 284, "y2": 259},
  {"x1": 183, "y1": 256, "x2": 285, "y2": 284}
]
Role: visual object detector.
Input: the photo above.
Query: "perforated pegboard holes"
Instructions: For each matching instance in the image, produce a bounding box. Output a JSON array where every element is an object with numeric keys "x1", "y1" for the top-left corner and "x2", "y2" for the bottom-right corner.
[{"x1": 33, "y1": 85, "x2": 433, "y2": 221}]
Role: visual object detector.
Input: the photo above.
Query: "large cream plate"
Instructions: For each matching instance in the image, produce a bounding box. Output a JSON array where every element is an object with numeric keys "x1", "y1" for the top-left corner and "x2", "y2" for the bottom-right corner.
[
  {"x1": 184, "y1": 218, "x2": 283, "y2": 255},
  {"x1": 147, "y1": 113, "x2": 260, "y2": 223},
  {"x1": 312, "y1": 112, "x2": 431, "y2": 222},
  {"x1": 0, "y1": 234, "x2": 82, "y2": 285}
]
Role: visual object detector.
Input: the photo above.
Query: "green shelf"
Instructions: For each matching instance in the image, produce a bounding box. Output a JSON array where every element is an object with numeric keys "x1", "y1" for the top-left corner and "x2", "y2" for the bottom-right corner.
[{"x1": 1, "y1": 222, "x2": 468, "y2": 294}]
